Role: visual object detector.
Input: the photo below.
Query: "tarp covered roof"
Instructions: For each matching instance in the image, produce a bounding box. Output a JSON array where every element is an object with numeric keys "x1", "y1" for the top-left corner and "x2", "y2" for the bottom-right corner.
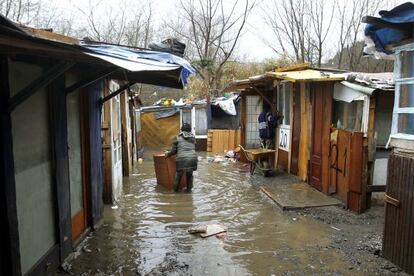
[
  {"x1": 344, "y1": 72, "x2": 394, "y2": 91},
  {"x1": 363, "y1": 2, "x2": 414, "y2": 56},
  {"x1": 0, "y1": 15, "x2": 195, "y2": 89}
]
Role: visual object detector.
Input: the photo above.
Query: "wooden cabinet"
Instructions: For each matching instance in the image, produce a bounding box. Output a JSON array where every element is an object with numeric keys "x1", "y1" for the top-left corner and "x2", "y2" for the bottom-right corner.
[{"x1": 153, "y1": 153, "x2": 186, "y2": 190}]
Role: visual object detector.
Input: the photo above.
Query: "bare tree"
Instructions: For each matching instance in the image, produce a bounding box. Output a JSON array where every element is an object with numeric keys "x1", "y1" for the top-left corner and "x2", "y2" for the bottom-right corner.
[
  {"x1": 262, "y1": 0, "x2": 311, "y2": 64},
  {"x1": 75, "y1": 0, "x2": 153, "y2": 48},
  {"x1": 0, "y1": 0, "x2": 42, "y2": 24},
  {"x1": 166, "y1": 0, "x2": 255, "y2": 94},
  {"x1": 345, "y1": 0, "x2": 384, "y2": 70},
  {"x1": 309, "y1": 0, "x2": 335, "y2": 67}
]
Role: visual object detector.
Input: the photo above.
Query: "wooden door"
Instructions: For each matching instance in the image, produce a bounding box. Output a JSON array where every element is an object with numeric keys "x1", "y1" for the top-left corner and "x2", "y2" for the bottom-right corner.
[
  {"x1": 309, "y1": 83, "x2": 333, "y2": 192},
  {"x1": 309, "y1": 86, "x2": 324, "y2": 191},
  {"x1": 290, "y1": 84, "x2": 301, "y2": 174}
]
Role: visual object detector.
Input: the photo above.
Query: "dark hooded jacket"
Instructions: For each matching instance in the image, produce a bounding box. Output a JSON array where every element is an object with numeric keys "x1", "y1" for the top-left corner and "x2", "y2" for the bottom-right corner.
[{"x1": 167, "y1": 131, "x2": 197, "y2": 171}]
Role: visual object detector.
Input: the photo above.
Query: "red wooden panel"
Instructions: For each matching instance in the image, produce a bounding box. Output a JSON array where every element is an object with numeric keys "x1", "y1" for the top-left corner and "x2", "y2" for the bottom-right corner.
[
  {"x1": 71, "y1": 209, "x2": 86, "y2": 241},
  {"x1": 290, "y1": 84, "x2": 301, "y2": 175},
  {"x1": 153, "y1": 154, "x2": 186, "y2": 190},
  {"x1": 309, "y1": 85, "x2": 324, "y2": 191},
  {"x1": 348, "y1": 132, "x2": 363, "y2": 193},
  {"x1": 277, "y1": 149, "x2": 289, "y2": 171}
]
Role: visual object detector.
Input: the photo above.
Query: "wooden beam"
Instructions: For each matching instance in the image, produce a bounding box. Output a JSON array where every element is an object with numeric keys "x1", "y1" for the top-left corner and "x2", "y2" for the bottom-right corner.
[
  {"x1": 99, "y1": 82, "x2": 135, "y2": 105},
  {"x1": 8, "y1": 61, "x2": 75, "y2": 112},
  {"x1": 0, "y1": 59, "x2": 22, "y2": 275},
  {"x1": 367, "y1": 185, "x2": 386, "y2": 193},
  {"x1": 252, "y1": 86, "x2": 276, "y2": 112},
  {"x1": 48, "y1": 75, "x2": 72, "y2": 262},
  {"x1": 275, "y1": 63, "x2": 310, "y2": 72},
  {"x1": 66, "y1": 67, "x2": 118, "y2": 94}
]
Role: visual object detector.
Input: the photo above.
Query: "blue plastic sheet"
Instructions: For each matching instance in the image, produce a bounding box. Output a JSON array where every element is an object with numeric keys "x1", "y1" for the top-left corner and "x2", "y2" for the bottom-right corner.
[
  {"x1": 82, "y1": 43, "x2": 196, "y2": 85},
  {"x1": 364, "y1": 2, "x2": 414, "y2": 54}
]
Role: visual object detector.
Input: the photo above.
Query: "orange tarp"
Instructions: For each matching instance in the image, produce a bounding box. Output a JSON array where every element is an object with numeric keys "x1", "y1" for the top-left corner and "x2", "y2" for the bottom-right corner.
[{"x1": 141, "y1": 112, "x2": 180, "y2": 149}]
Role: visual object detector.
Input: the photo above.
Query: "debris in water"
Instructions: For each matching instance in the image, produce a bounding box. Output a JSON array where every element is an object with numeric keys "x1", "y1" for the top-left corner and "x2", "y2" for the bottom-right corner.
[
  {"x1": 331, "y1": 226, "x2": 341, "y2": 231},
  {"x1": 82, "y1": 246, "x2": 92, "y2": 253},
  {"x1": 225, "y1": 150, "x2": 235, "y2": 158},
  {"x1": 188, "y1": 225, "x2": 207, "y2": 234},
  {"x1": 188, "y1": 224, "x2": 227, "y2": 238},
  {"x1": 200, "y1": 224, "x2": 227, "y2": 238},
  {"x1": 215, "y1": 232, "x2": 227, "y2": 240},
  {"x1": 292, "y1": 217, "x2": 297, "y2": 221},
  {"x1": 111, "y1": 205, "x2": 119, "y2": 209},
  {"x1": 207, "y1": 155, "x2": 226, "y2": 163}
]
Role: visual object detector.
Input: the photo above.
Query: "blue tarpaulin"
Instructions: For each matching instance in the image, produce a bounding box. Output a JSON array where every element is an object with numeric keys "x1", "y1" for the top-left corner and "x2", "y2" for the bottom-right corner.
[
  {"x1": 364, "y1": 2, "x2": 414, "y2": 54},
  {"x1": 81, "y1": 43, "x2": 196, "y2": 85}
]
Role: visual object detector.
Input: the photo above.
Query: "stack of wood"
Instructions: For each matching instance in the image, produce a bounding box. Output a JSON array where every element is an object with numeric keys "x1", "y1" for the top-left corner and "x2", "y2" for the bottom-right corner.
[{"x1": 207, "y1": 129, "x2": 241, "y2": 153}]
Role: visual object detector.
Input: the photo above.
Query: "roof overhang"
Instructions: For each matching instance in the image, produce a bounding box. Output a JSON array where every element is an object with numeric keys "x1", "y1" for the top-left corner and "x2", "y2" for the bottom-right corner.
[
  {"x1": 0, "y1": 15, "x2": 194, "y2": 89},
  {"x1": 223, "y1": 69, "x2": 345, "y2": 92}
]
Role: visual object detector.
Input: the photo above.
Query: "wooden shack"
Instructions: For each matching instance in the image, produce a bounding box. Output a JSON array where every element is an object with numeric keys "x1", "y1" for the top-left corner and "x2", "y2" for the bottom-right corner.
[{"x1": 225, "y1": 65, "x2": 394, "y2": 213}]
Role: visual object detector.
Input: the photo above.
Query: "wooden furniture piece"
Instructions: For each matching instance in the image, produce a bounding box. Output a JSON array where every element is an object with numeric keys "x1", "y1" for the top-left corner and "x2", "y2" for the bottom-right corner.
[
  {"x1": 239, "y1": 145, "x2": 276, "y2": 176},
  {"x1": 153, "y1": 153, "x2": 186, "y2": 190}
]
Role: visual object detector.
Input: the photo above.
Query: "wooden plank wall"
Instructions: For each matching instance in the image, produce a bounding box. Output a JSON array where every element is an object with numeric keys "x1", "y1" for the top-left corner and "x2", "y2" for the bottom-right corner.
[
  {"x1": 383, "y1": 152, "x2": 414, "y2": 275},
  {"x1": 348, "y1": 132, "x2": 365, "y2": 212},
  {"x1": 290, "y1": 83, "x2": 301, "y2": 175},
  {"x1": 207, "y1": 129, "x2": 241, "y2": 154},
  {"x1": 329, "y1": 128, "x2": 366, "y2": 213}
]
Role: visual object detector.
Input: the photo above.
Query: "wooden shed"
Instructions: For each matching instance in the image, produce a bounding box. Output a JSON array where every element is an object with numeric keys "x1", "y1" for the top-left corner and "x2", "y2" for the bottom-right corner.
[{"x1": 225, "y1": 65, "x2": 394, "y2": 213}]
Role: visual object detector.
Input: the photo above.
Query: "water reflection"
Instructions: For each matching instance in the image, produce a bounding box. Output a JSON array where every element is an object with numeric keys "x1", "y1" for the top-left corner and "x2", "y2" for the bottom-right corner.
[{"x1": 68, "y1": 153, "x2": 355, "y2": 275}]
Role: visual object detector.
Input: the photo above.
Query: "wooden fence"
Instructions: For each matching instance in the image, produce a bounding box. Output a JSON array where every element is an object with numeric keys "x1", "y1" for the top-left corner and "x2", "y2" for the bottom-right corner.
[{"x1": 207, "y1": 129, "x2": 241, "y2": 154}]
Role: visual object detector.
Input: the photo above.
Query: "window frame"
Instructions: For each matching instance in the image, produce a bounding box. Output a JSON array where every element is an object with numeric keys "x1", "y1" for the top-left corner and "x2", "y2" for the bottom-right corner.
[
  {"x1": 277, "y1": 81, "x2": 292, "y2": 127},
  {"x1": 391, "y1": 43, "x2": 414, "y2": 141}
]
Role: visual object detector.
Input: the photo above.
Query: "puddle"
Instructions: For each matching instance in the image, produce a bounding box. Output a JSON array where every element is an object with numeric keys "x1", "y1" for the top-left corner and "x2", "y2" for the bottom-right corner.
[{"x1": 61, "y1": 152, "x2": 364, "y2": 275}]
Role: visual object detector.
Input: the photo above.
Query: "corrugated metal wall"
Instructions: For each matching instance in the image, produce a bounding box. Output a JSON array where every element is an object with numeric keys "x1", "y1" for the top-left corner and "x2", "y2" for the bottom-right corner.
[{"x1": 383, "y1": 151, "x2": 414, "y2": 274}]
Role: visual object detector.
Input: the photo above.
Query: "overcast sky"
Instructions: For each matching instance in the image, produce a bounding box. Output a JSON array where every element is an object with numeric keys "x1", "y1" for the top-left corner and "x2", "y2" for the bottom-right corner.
[{"x1": 51, "y1": 0, "x2": 403, "y2": 62}]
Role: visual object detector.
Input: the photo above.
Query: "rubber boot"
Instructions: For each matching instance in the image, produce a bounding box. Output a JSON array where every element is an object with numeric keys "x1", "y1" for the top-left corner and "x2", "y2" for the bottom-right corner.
[
  {"x1": 174, "y1": 172, "x2": 182, "y2": 192},
  {"x1": 186, "y1": 172, "x2": 193, "y2": 193}
]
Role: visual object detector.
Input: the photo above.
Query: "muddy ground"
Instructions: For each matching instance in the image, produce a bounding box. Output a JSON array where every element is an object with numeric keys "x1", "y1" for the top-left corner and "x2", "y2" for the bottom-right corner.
[{"x1": 56, "y1": 154, "x2": 408, "y2": 276}]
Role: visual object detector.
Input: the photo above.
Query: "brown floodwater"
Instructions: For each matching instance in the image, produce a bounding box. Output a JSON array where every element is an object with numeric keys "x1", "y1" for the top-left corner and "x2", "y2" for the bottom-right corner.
[{"x1": 63, "y1": 153, "x2": 361, "y2": 275}]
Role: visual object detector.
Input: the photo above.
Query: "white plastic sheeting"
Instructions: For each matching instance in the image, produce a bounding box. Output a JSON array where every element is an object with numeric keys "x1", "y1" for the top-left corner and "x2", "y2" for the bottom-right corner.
[{"x1": 333, "y1": 82, "x2": 370, "y2": 135}]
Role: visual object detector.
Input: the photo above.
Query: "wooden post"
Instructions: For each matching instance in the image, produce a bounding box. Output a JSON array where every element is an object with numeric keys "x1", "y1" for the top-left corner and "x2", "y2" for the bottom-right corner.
[
  {"x1": 366, "y1": 96, "x2": 377, "y2": 208},
  {"x1": 49, "y1": 75, "x2": 72, "y2": 260},
  {"x1": 0, "y1": 58, "x2": 22, "y2": 276},
  {"x1": 101, "y1": 81, "x2": 113, "y2": 204}
]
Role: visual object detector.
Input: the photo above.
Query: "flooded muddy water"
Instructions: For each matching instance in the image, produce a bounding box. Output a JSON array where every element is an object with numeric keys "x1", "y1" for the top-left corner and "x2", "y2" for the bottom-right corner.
[{"x1": 61, "y1": 153, "x2": 381, "y2": 275}]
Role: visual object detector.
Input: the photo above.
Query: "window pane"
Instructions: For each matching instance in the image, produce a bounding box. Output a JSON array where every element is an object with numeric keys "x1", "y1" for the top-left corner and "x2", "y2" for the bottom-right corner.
[
  {"x1": 399, "y1": 84, "x2": 414, "y2": 108},
  {"x1": 246, "y1": 95, "x2": 262, "y2": 148},
  {"x1": 331, "y1": 100, "x2": 363, "y2": 131},
  {"x1": 278, "y1": 86, "x2": 284, "y2": 116},
  {"x1": 182, "y1": 110, "x2": 191, "y2": 126},
  {"x1": 400, "y1": 51, "x2": 414, "y2": 79},
  {"x1": 195, "y1": 108, "x2": 207, "y2": 135},
  {"x1": 398, "y1": 113, "x2": 414, "y2": 135},
  {"x1": 284, "y1": 85, "x2": 291, "y2": 125}
]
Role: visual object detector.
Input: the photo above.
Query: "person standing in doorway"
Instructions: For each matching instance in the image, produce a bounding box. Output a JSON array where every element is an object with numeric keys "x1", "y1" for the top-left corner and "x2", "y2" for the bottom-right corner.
[
  {"x1": 259, "y1": 105, "x2": 276, "y2": 149},
  {"x1": 166, "y1": 123, "x2": 197, "y2": 192}
]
